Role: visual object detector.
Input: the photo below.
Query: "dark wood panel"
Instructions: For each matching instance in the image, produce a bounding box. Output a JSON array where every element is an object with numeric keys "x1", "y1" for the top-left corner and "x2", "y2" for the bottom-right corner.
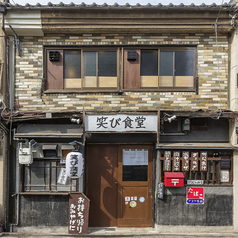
[
  {"x1": 123, "y1": 50, "x2": 140, "y2": 89},
  {"x1": 46, "y1": 49, "x2": 63, "y2": 90},
  {"x1": 87, "y1": 144, "x2": 118, "y2": 227}
]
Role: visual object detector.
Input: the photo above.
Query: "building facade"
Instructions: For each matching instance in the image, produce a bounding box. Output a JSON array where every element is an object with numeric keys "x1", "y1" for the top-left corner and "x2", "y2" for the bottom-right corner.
[{"x1": 1, "y1": 1, "x2": 238, "y2": 233}]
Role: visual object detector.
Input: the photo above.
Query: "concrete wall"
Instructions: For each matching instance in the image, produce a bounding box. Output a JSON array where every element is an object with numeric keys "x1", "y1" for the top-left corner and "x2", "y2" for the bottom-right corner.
[
  {"x1": 157, "y1": 187, "x2": 233, "y2": 226},
  {"x1": 19, "y1": 195, "x2": 68, "y2": 226}
]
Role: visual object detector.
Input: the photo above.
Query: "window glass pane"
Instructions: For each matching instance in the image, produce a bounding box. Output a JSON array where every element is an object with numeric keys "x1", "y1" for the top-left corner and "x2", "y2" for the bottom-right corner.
[
  {"x1": 160, "y1": 51, "x2": 173, "y2": 76},
  {"x1": 83, "y1": 51, "x2": 96, "y2": 76},
  {"x1": 51, "y1": 167, "x2": 56, "y2": 185},
  {"x1": 175, "y1": 51, "x2": 194, "y2": 76},
  {"x1": 122, "y1": 149, "x2": 148, "y2": 181},
  {"x1": 141, "y1": 50, "x2": 158, "y2": 76},
  {"x1": 31, "y1": 167, "x2": 45, "y2": 190},
  {"x1": 98, "y1": 51, "x2": 117, "y2": 76},
  {"x1": 64, "y1": 50, "x2": 81, "y2": 78}
]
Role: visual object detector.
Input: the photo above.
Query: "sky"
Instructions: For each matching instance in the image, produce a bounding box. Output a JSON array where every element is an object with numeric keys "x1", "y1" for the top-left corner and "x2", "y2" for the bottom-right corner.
[{"x1": 8, "y1": 0, "x2": 230, "y2": 6}]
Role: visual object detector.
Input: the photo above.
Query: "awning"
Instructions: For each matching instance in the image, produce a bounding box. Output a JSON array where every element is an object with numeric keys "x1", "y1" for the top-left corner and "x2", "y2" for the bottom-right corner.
[
  {"x1": 157, "y1": 142, "x2": 237, "y2": 150},
  {"x1": 15, "y1": 124, "x2": 83, "y2": 138}
]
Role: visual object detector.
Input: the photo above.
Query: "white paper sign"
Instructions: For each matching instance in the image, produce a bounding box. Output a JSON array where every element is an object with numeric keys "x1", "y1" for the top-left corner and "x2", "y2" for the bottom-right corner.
[
  {"x1": 85, "y1": 114, "x2": 157, "y2": 132},
  {"x1": 66, "y1": 152, "x2": 84, "y2": 178},
  {"x1": 220, "y1": 170, "x2": 229, "y2": 182},
  {"x1": 57, "y1": 168, "x2": 67, "y2": 185},
  {"x1": 123, "y1": 149, "x2": 148, "y2": 165}
]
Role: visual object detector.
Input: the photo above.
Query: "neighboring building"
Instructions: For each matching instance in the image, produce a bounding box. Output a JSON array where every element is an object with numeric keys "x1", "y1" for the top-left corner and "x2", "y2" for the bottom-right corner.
[{"x1": 1, "y1": 0, "x2": 238, "y2": 234}]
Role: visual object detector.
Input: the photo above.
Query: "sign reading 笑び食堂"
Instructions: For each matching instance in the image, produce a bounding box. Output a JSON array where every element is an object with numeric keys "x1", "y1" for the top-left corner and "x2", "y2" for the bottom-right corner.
[{"x1": 85, "y1": 114, "x2": 158, "y2": 132}]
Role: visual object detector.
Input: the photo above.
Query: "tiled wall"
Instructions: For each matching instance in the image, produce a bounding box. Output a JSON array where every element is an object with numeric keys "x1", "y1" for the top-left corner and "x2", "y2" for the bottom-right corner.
[{"x1": 14, "y1": 34, "x2": 229, "y2": 112}]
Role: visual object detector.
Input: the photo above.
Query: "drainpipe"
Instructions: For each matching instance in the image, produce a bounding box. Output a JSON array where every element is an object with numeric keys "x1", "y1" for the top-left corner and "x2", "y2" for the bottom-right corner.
[{"x1": 10, "y1": 129, "x2": 20, "y2": 232}]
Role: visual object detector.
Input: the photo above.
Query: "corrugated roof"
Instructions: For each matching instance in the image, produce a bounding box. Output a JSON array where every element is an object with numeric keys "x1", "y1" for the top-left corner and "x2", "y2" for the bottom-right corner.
[{"x1": 2, "y1": 2, "x2": 233, "y2": 10}]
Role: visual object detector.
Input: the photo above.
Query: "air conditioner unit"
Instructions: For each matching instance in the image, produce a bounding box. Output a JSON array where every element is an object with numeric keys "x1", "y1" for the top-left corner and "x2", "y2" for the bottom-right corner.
[{"x1": 19, "y1": 142, "x2": 33, "y2": 164}]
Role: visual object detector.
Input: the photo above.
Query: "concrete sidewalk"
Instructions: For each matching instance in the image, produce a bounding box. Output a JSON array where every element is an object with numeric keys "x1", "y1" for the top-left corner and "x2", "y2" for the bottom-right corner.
[{"x1": 1, "y1": 226, "x2": 238, "y2": 238}]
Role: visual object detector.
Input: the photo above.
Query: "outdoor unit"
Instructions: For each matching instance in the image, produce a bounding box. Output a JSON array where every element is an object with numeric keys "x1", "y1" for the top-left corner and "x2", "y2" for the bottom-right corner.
[{"x1": 19, "y1": 142, "x2": 33, "y2": 164}]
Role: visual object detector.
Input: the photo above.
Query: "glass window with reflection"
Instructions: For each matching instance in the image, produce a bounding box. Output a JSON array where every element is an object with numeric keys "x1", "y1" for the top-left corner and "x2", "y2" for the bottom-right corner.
[
  {"x1": 63, "y1": 49, "x2": 117, "y2": 89},
  {"x1": 122, "y1": 149, "x2": 148, "y2": 181}
]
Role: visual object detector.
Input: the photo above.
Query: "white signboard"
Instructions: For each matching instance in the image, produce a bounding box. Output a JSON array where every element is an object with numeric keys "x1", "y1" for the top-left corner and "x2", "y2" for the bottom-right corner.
[
  {"x1": 220, "y1": 170, "x2": 229, "y2": 182},
  {"x1": 85, "y1": 114, "x2": 158, "y2": 132},
  {"x1": 66, "y1": 152, "x2": 84, "y2": 178},
  {"x1": 123, "y1": 149, "x2": 148, "y2": 165},
  {"x1": 57, "y1": 168, "x2": 67, "y2": 185}
]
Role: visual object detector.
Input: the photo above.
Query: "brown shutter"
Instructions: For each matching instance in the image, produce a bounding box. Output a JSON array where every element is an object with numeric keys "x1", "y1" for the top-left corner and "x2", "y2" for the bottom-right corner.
[
  {"x1": 46, "y1": 50, "x2": 63, "y2": 90},
  {"x1": 123, "y1": 49, "x2": 140, "y2": 89}
]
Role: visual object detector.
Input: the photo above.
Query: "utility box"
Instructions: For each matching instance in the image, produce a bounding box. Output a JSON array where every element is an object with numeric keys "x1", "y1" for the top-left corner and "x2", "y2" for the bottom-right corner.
[
  {"x1": 164, "y1": 172, "x2": 185, "y2": 187},
  {"x1": 19, "y1": 142, "x2": 33, "y2": 164}
]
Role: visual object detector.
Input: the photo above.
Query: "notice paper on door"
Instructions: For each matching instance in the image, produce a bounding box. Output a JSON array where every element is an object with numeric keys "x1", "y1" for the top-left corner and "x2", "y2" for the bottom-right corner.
[{"x1": 123, "y1": 149, "x2": 148, "y2": 165}]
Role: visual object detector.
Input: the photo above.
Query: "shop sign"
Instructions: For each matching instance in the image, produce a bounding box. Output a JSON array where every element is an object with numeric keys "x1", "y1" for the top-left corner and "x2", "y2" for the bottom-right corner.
[
  {"x1": 85, "y1": 114, "x2": 158, "y2": 132},
  {"x1": 220, "y1": 170, "x2": 229, "y2": 182},
  {"x1": 66, "y1": 152, "x2": 84, "y2": 178},
  {"x1": 186, "y1": 187, "x2": 204, "y2": 204},
  {"x1": 69, "y1": 193, "x2": 90, "y2": 234}
]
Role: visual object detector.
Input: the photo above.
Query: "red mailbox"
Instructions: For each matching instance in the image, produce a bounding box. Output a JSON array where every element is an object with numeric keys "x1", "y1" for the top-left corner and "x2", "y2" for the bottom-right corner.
[{"x1": 164, "y1": 172, "x2": 185, "y2": 187}]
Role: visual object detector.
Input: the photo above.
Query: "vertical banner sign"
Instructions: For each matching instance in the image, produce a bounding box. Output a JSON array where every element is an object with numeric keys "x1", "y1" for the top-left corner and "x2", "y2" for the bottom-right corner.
[
  {"x1": 173, "y1": 151, "x2": 180, "y2": 171},
  {"x1": 191, "y1": 152, "x2": 199, "y2": 171},
  {"x1": 182, "y1": 151, "x2": 190, "y2": 171},
  {"x1": 66, "y1": 152, "x2": 84, "y2": 178},
  {"x1": 163, "y1": 151, "x2": 171, "y2": 171},
  {"x1": 200, "y1": 151, "x2": 208, "y2": 171},
  {"x1": 69, "y1": 193, "x2": 90, "y2": 234},
  {"x1": 157, "y1": 182, "x2": 164, "y2": 200},
  {"x1": 57, "y1": 168, "x2": 67, "y2": 185}
]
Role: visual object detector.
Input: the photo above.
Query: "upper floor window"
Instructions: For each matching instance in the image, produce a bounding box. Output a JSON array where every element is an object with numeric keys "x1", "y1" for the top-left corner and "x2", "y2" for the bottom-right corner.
[
  {"x1": 124, "y1": 47, "x2": 196, "y2": 91},
  {"x1": 45, "y1": 49, "x2": 118, "y2": 91},
  {"x1": 45, "y1": 47, "x2": 196, "y2": 92}
]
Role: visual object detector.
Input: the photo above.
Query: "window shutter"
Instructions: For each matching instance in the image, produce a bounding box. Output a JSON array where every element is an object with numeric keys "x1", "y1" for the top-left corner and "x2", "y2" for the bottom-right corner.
[
  {"x1": 46, "y1": 50, "x2": 63, "y2": 90},
  {"x1": 123, "y1": 49, "x2": 140, "y2": 89}
]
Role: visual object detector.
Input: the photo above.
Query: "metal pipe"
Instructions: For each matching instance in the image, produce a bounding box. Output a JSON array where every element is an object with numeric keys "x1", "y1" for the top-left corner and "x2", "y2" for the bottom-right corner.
[{"x1": 10, "y1": 141, "x2": 20, "y2": 232}]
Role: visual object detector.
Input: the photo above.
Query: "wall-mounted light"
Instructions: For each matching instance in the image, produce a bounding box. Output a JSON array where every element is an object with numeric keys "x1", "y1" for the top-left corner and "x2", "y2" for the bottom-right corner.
[
  {"x1": 168, "y1": 115, "x2": 176, "y2": 123},
  {"x1": 71, "y1": 118, "x2": 81, "y2": 124}
]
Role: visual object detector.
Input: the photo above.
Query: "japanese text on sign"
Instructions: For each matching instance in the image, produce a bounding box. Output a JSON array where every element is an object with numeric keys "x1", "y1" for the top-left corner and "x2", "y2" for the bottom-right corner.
[
  {"x1": 200, "y1": 151, "x2": 207, "y2": 171},
  {"x1": 69, "y1": 193, "x2": 90, "y2": 234},
  {"x1": 182, "y1": 151, "x2": 189, "y2": 171},
  {"x1": 66, "y1": 152, "x2": 84, "y2": 178},
  {"x1": 85, "y1": 114, "x2": 158, "y2": 132},
  {"x1": 173, "y1": 151, "x2": 180, "y2": 171},
  {"x1": 164, "y1": 151, "x2": 171, "y2": 171},
  {"x1": 186, "y1": 187, "x2": 204, "y2": 204}
]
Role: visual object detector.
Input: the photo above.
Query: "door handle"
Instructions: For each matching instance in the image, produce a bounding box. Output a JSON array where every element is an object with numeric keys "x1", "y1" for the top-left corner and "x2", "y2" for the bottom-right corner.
[{"x1": 115, "y1": 181, "x2": 118, "y2": 185}]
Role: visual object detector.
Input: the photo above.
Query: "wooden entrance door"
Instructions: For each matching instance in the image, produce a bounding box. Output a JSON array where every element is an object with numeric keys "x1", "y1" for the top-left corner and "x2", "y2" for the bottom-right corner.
[
  {"x1": 117, "y1": 145, "x2": 153, "y2": 227},
  {"x1": 87, "y1": 144, "x2": 153, "y2": 227}
]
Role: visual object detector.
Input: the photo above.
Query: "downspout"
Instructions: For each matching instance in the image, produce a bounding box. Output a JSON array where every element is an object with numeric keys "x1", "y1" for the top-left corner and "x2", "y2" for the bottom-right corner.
[
  {"x1": 10, "y1": 129, "x2": 20, "y2": 232},
  {"x1": 2, "y1": 3, "x2": 18, "y2": 231},
  {"x1": 1, "y1": 4, "x2": 11, "y2": 232}
]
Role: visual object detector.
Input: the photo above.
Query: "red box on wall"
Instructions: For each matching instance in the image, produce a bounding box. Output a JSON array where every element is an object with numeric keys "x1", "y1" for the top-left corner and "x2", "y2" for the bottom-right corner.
[{"x1": 164, "y1": 172, "x2": 185, "y2": 187}]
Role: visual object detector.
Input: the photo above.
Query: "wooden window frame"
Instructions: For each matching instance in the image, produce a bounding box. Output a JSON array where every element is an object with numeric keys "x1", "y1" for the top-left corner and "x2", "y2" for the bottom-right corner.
[
  {"x1": 44, "y1": 47, "x2": 120, "y2": 93},
  {"x1": 23, "y1": 159, "x2": 79, "y2": 193},
  {"x1": 123, "y1": 47, "x2": 197, "y2": 92},
  {"x1": 159, "y1": 151, "x2": 233, "y2": 186}
]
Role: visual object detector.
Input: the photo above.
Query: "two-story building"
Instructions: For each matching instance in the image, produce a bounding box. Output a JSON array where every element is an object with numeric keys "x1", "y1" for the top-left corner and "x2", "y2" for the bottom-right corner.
[{"x1": 1, "y1": 0, "x2": 238, "y2": 234}]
